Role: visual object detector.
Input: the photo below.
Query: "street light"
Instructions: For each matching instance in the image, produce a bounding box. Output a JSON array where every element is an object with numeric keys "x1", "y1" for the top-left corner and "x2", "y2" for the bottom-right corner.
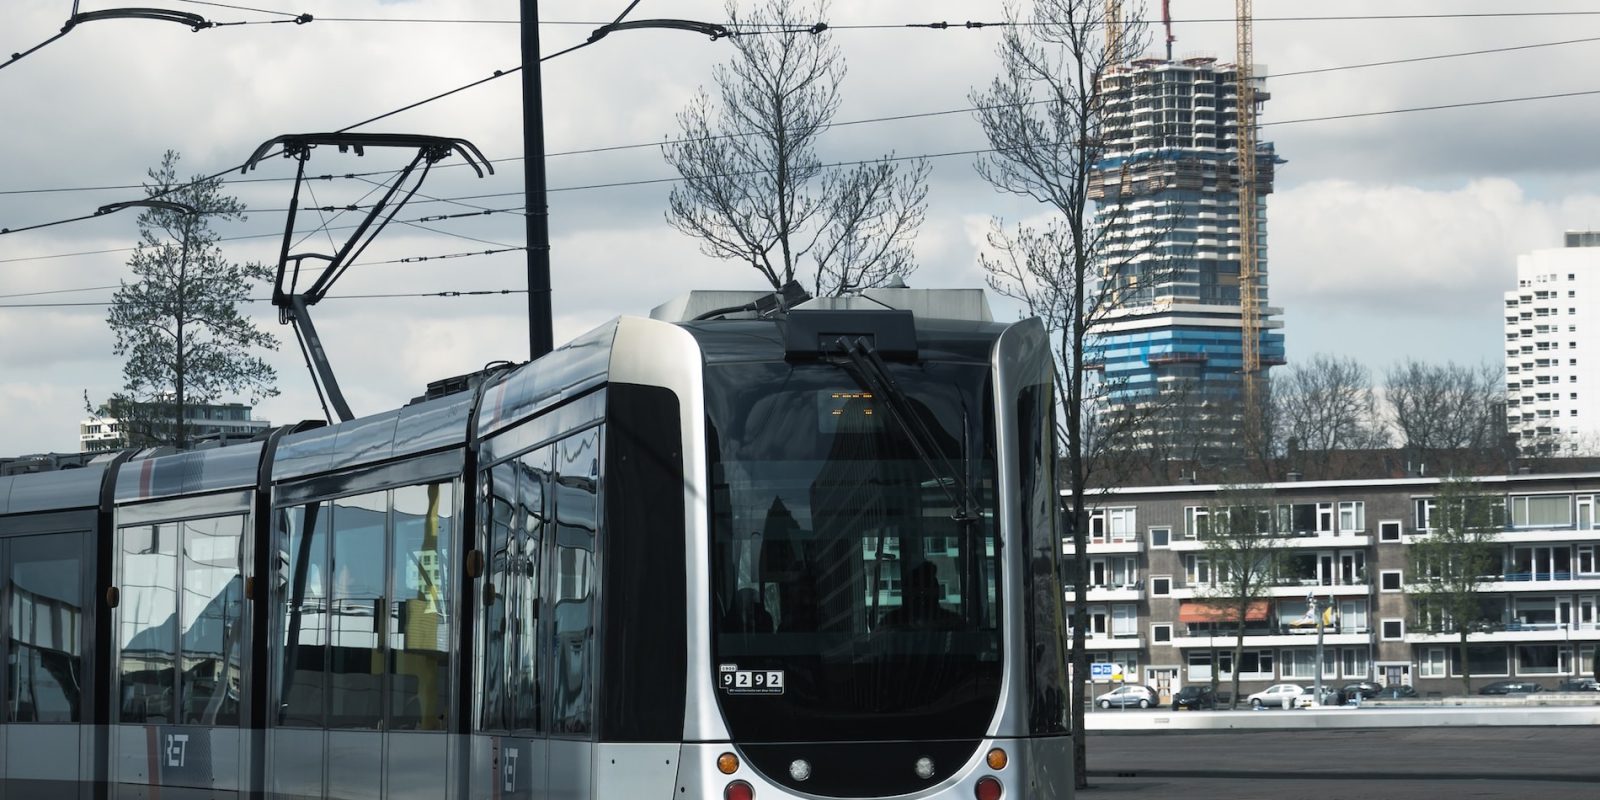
[
  {"x1": 1308, "y1": 592, "x2": 1324, "y2": 704},
  {"x1": 520, "y1": 2, "x2": 730, "y2": 359}
]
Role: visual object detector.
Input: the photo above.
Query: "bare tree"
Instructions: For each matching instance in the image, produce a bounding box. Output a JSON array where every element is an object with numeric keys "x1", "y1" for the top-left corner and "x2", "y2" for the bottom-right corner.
[
  {"x1": 1274, "y1": 354, "x2": 1388, "y2": 477},
  {"x1": 969, "y1": 0, "x2": 1156, "y2": 788},
  {"x1": 663, "y1": 0, "x2": 930, "y2": 296},
  {"x1": 1385, "y1": 359, "x2": 1512, "y2": 475},
  {"x1": 1197, "y1": 486, "x2": 1284, "y2": 708},
  {"x1": 1408, "y1": 477, "x2": 1502, "y2": 695}
]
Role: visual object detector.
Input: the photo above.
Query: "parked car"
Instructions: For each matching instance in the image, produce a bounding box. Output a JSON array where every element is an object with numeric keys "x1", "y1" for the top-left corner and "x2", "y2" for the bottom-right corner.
[
  {"x1": 1172, "y1": 685, "x2": 1218, "y2": 710},
  {"x1": 1478, "y1": 680, "x2": 1544, "y2": 695},
  {"x1": 1246, "y1": 683, "x2": 1304, "y2": 709},
  {"x1": 1296, "y1": 686, "x2": 1340, "y2": 708},
  {"x1": 1341, "y1": 681, "x2": 1383, "y2": 700},
  {"x1": 1556, "y1": 678, "x2": 1600, "y2": 692},
  {"x1": 1095, "y1": 684, "x2": 1160, "y2": 709},
  {"x1": 1375, "y1": 685, "x2": 1419, "y2": 699}
]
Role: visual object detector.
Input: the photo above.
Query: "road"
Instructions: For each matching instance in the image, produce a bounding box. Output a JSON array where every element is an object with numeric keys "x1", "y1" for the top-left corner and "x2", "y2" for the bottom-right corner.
[{"x1": 1081, "y1": 726, "x2": 1600, "y2": 800}]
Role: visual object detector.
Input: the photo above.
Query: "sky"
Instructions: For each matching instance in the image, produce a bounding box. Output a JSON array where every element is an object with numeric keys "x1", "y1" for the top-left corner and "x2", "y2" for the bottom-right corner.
[{"x1": 4, "y1": 0, "x2": 1600, "y2": 455}]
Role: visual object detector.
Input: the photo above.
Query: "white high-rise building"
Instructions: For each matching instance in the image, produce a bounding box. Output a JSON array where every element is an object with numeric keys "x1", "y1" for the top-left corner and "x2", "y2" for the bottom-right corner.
[{"x1": 1504, "y1": 232, "x2": 1600, "y2": 454}]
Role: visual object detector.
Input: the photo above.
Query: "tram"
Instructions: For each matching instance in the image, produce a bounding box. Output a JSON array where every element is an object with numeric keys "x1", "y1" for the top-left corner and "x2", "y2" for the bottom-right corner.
[{"x1": 0, "y1": 287, "x2": 1071, "y2": 800}]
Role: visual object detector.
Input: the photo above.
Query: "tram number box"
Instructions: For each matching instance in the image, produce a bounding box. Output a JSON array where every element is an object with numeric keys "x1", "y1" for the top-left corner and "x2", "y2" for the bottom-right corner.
[{"x1": 720, "y1": 665, "x2": 785, "y2": 695}]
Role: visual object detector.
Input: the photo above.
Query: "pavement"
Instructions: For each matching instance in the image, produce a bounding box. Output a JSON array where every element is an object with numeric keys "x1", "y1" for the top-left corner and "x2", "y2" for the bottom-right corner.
[
  {"x1": 1079, "y1": 725, "x2": 1600, "y2": 800},
  {"x1": 1084, "y1": 701, "x2": 1600, "y2": 731}
]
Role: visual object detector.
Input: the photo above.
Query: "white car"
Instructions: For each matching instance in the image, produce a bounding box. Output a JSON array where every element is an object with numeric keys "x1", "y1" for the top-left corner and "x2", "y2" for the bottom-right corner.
[
  {"x1": 1095, "y1": 684, "x2": 1159, "y2": 709},
  {"x1": 1246, "y1": 683, "x2": 1304, "y2": 709}
]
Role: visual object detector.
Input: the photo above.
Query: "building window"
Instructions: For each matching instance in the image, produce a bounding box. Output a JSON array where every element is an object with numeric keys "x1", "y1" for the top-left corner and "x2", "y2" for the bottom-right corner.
[
  {"x1": 1414, "y1": 498, "x2": 1436, "y2": 531},
  {"x1": 1380, "y1": 570, "x2": 1403, "y2": 592},
  {"x1": 1381, "y1": 619, "x2": 1404, "y2": 640},
  {"x1": 1338, "y1": 501, "x2": 1365, "y2": 533},
  {"x1": 1341, "y1": 647, "x2": 1370, "y2": 679},
  {"x1": 1187, "y1": 651, "x2": 1212, "y2": 681},
  {"x1": 1149, "y1": 526, "x2": 1171, "y2": 548},
  {"x1": 1151, "y1": 576, "x2": 1172, "y2": 596},
  {"x1": 1419, "y1": 648, "x2": 1447, "y2": 678},
  {"x1": 1152, "y1": 623, "x2": 1172, "y2": 644},
  {"x1": 1182, "y1": 507, "x2": 1208, "y2": 539},
  {"x1": 1516, "y1": 644, "x2": 1569, "y2": 676},
  {"x1": 1378, "y1": 520, "x2": 1402, "y2": 542},
  {"x1": 1511, "y1": 494, "x2": 1573, "y2": 528},
  {"x1": 1090, "y1": 506, "x2": 1138, "y2": 543}
]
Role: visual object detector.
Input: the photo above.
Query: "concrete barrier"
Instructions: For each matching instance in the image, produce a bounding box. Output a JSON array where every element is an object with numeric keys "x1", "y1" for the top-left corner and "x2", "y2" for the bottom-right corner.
[{"x1": 1086, "y1": 703, "x2": 1600, "y2": 732}]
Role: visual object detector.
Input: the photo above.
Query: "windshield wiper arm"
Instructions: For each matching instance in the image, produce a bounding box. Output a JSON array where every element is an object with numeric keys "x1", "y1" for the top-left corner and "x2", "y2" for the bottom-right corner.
[{"x1": 831, "y1": 335, "x2": 981, "y2": 523}]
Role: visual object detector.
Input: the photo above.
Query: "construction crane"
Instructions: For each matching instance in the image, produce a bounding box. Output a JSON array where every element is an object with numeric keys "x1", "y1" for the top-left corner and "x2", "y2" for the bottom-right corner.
[
  {"x1": 1105, "y1": 0, "x2": 1125, "y2": 65},
  {"x1": 1235, "y1": 0, "x2": 1262, "y2": 429}
]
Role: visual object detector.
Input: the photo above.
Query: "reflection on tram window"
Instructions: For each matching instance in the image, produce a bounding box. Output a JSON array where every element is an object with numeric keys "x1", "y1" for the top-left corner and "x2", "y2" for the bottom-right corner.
[
  {"x1": 477, "y1": 462, "x2": 517, "y2": 732},
  {"x1": 7, "y1": 532, "x2": 85, "y2": 723},
  {"x1": 551, "y1": 428, "x2": 598, "y2": 736},
  {"x1": 389, "y1": 482, "x2": 453, "y2": 731},
  {"x1": 119, "y1": 524, "x2": 178, "y2": 723},
  {"x1": 180, "y1": 516, "x2": 245, "y2": 725},
  {"x1": 705, "y1": 361, "x2": 1003, "y2": 743},
  {"x1": 512, "y1": 449, "x2": 547, "y2": 733},
  {"x1": 328, "y1": 491, "x2": 387, "y2": 730},
  {"x1": 277, "y1": 503, "x2": 329, "y2": 727}
]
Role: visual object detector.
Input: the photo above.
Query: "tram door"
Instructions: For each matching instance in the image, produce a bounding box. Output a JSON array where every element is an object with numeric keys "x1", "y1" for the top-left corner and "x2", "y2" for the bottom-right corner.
[{"x1": 1, "y1": 530, "x2": 90, "y2": 798}]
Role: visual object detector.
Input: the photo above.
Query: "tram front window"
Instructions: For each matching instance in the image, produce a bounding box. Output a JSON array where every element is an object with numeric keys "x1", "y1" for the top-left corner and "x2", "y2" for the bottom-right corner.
[{"x1": 706, "y1": 361, "x2": 1000, "y2": 743}]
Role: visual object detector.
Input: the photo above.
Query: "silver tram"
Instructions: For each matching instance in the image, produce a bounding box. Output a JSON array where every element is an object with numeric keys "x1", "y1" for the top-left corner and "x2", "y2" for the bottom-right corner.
[{"x1": 0, "y1": 288, "x2": 1071, "y2": 800}]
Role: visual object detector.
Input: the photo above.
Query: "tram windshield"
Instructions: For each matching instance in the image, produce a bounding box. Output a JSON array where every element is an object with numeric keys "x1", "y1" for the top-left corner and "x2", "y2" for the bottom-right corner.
[{"x1": 706, "y1": 359, "x2": 1002, "y2": 742}]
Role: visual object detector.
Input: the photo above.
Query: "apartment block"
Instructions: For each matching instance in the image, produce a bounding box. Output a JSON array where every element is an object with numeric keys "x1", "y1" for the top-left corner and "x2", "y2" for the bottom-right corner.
[
  {"x1": 1505, "y1": 232, "x2": 1600, "y2": 454},
  {"x1": 1072, "y1": 472, "x2": 1600, "y2": 702}
]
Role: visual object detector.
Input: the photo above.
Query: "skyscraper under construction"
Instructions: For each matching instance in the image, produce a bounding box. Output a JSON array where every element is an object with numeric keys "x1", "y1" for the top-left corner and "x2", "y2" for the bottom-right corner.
[{"x1": 1087, "y1": 54, "x2": 1286, "y2": 460}]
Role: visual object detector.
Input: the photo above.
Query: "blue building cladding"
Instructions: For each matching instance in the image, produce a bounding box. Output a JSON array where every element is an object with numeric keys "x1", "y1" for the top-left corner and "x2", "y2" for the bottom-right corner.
[{"x1": 1091, "y1": 326, "x2": 1286, "y2": 402}]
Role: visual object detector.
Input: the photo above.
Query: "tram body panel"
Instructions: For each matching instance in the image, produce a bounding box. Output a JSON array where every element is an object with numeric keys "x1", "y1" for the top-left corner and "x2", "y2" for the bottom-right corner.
[
  {"x1": 605, "y1": 315, "x2": 724, "y2": 744},
  {"x1": 591, "y1": 742, "x2": 678, "y2": 799}
]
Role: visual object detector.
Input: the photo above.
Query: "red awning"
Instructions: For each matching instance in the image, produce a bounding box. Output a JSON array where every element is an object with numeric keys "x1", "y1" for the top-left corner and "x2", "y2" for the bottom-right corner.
[{"x1": 1178, "y1": 600, "x2": 1270, "y2": 624}]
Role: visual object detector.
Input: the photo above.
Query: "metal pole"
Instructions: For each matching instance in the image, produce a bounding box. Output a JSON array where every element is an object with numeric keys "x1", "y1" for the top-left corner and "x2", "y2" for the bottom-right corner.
[
  {"x1": 522, "y1": 0, "x2": 554, "y2": 360},
  {"x1": 1314, "y1": 594, "x2": 1326, "y2": 705}
]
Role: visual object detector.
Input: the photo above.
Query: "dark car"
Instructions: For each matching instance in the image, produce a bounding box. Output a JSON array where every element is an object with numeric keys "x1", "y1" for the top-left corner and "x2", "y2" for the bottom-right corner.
[
  {"x1": 1341, "y1": 681, "x2": 1383, "y2": 700},
  {"x1": 1478, "y1": 680, "x2": 1544, "y2": 695},
  {"x1": 1375, "y1": 685, "x2": 1419, "y2": 699},
  {"x1": 1172, "y1": 685, "x2": 1218, "y2": 710},
  {"x1": 1556, "y1": 678, "x2": 1600, "y2": 692}
]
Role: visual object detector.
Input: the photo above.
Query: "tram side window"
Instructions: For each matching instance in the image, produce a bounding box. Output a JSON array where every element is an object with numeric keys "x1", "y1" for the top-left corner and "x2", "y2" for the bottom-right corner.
[
  {"x1": 328, "y1": 491, "x2": 387, "y2": 730},
  {"x1": 512, "y1": 449, "x2": 548, "y2": 733},
  {"x1": 551, "y1": 428, "x2": 599, "y2": 736},
  {"x1": 119, "y1": 524, "x2": 179, "y2": 723},
  {"x1": 477, "y1": 449, "x2": 550, "y2": 735},
  {"x1": 180, "y1": 516, "x2": 245, "y2": 725},
  {"x1": 478, "y1": 465, "x2": 516, "y2": 732},
  {"x1": 277, "y1": 503, "x2": 330, "y2": 727},
  {"x1": 6, "y1": 532, "x2": 86, "y2": 723},
  {"x1": 389, "y1": 483, "x2": 453, "y2": 731}
]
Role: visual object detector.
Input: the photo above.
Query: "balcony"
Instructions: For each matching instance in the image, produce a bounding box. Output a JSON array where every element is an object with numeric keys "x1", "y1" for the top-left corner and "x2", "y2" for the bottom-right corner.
[
  {"x1": 1076, "y1": 634, "x2": 1145, "y2": 651},
  {"x1": 1405, "y1": 622, "x2": 1600, "y2": 644},
  {"x1": 1084, "y1": 538, "x2": 1145, "y2": 555},
  {"x1": 1172, "y1": 630, "x2": 1370, "y2": 649}
]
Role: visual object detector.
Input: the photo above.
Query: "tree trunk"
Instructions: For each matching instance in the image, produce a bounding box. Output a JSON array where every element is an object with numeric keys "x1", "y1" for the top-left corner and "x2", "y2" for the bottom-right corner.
[
  {"x1": 1069, "y1": 502, "x2": 1088, "y2": 790},
  {"x1": 1459, "y1": 630, "x2": 1472, "y2": 696},
  {"x1": 1231, "y1": 618, "x2": 1246, "y2": 710}
]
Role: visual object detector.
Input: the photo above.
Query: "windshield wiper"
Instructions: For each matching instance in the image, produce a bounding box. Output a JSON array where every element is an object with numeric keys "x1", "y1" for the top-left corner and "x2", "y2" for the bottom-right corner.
[{"x1": 830, "y1": 335, "x2": 981, "y2": 524}]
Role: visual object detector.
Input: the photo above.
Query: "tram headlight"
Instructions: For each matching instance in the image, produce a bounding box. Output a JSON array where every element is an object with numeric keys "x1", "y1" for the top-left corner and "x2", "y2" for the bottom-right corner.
[
  {"x1": 717, "y1": 752, "x2": 740, "y2": 775},
  {"x1": 724, "y1": 779, "x2": 755, "y2": 800},
  {"x1": 986, "y1": 748, "x2": 1008, "y2": 770},
  {"x1": 914, "y1": 757, "x2": 936, "y2": 780},
  {"x1": 974, "y1": 775, "x2": 1004, "y2": 800},
  {"x1": 788, "y1": 759, "x2": 812, "y2": 781}
]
